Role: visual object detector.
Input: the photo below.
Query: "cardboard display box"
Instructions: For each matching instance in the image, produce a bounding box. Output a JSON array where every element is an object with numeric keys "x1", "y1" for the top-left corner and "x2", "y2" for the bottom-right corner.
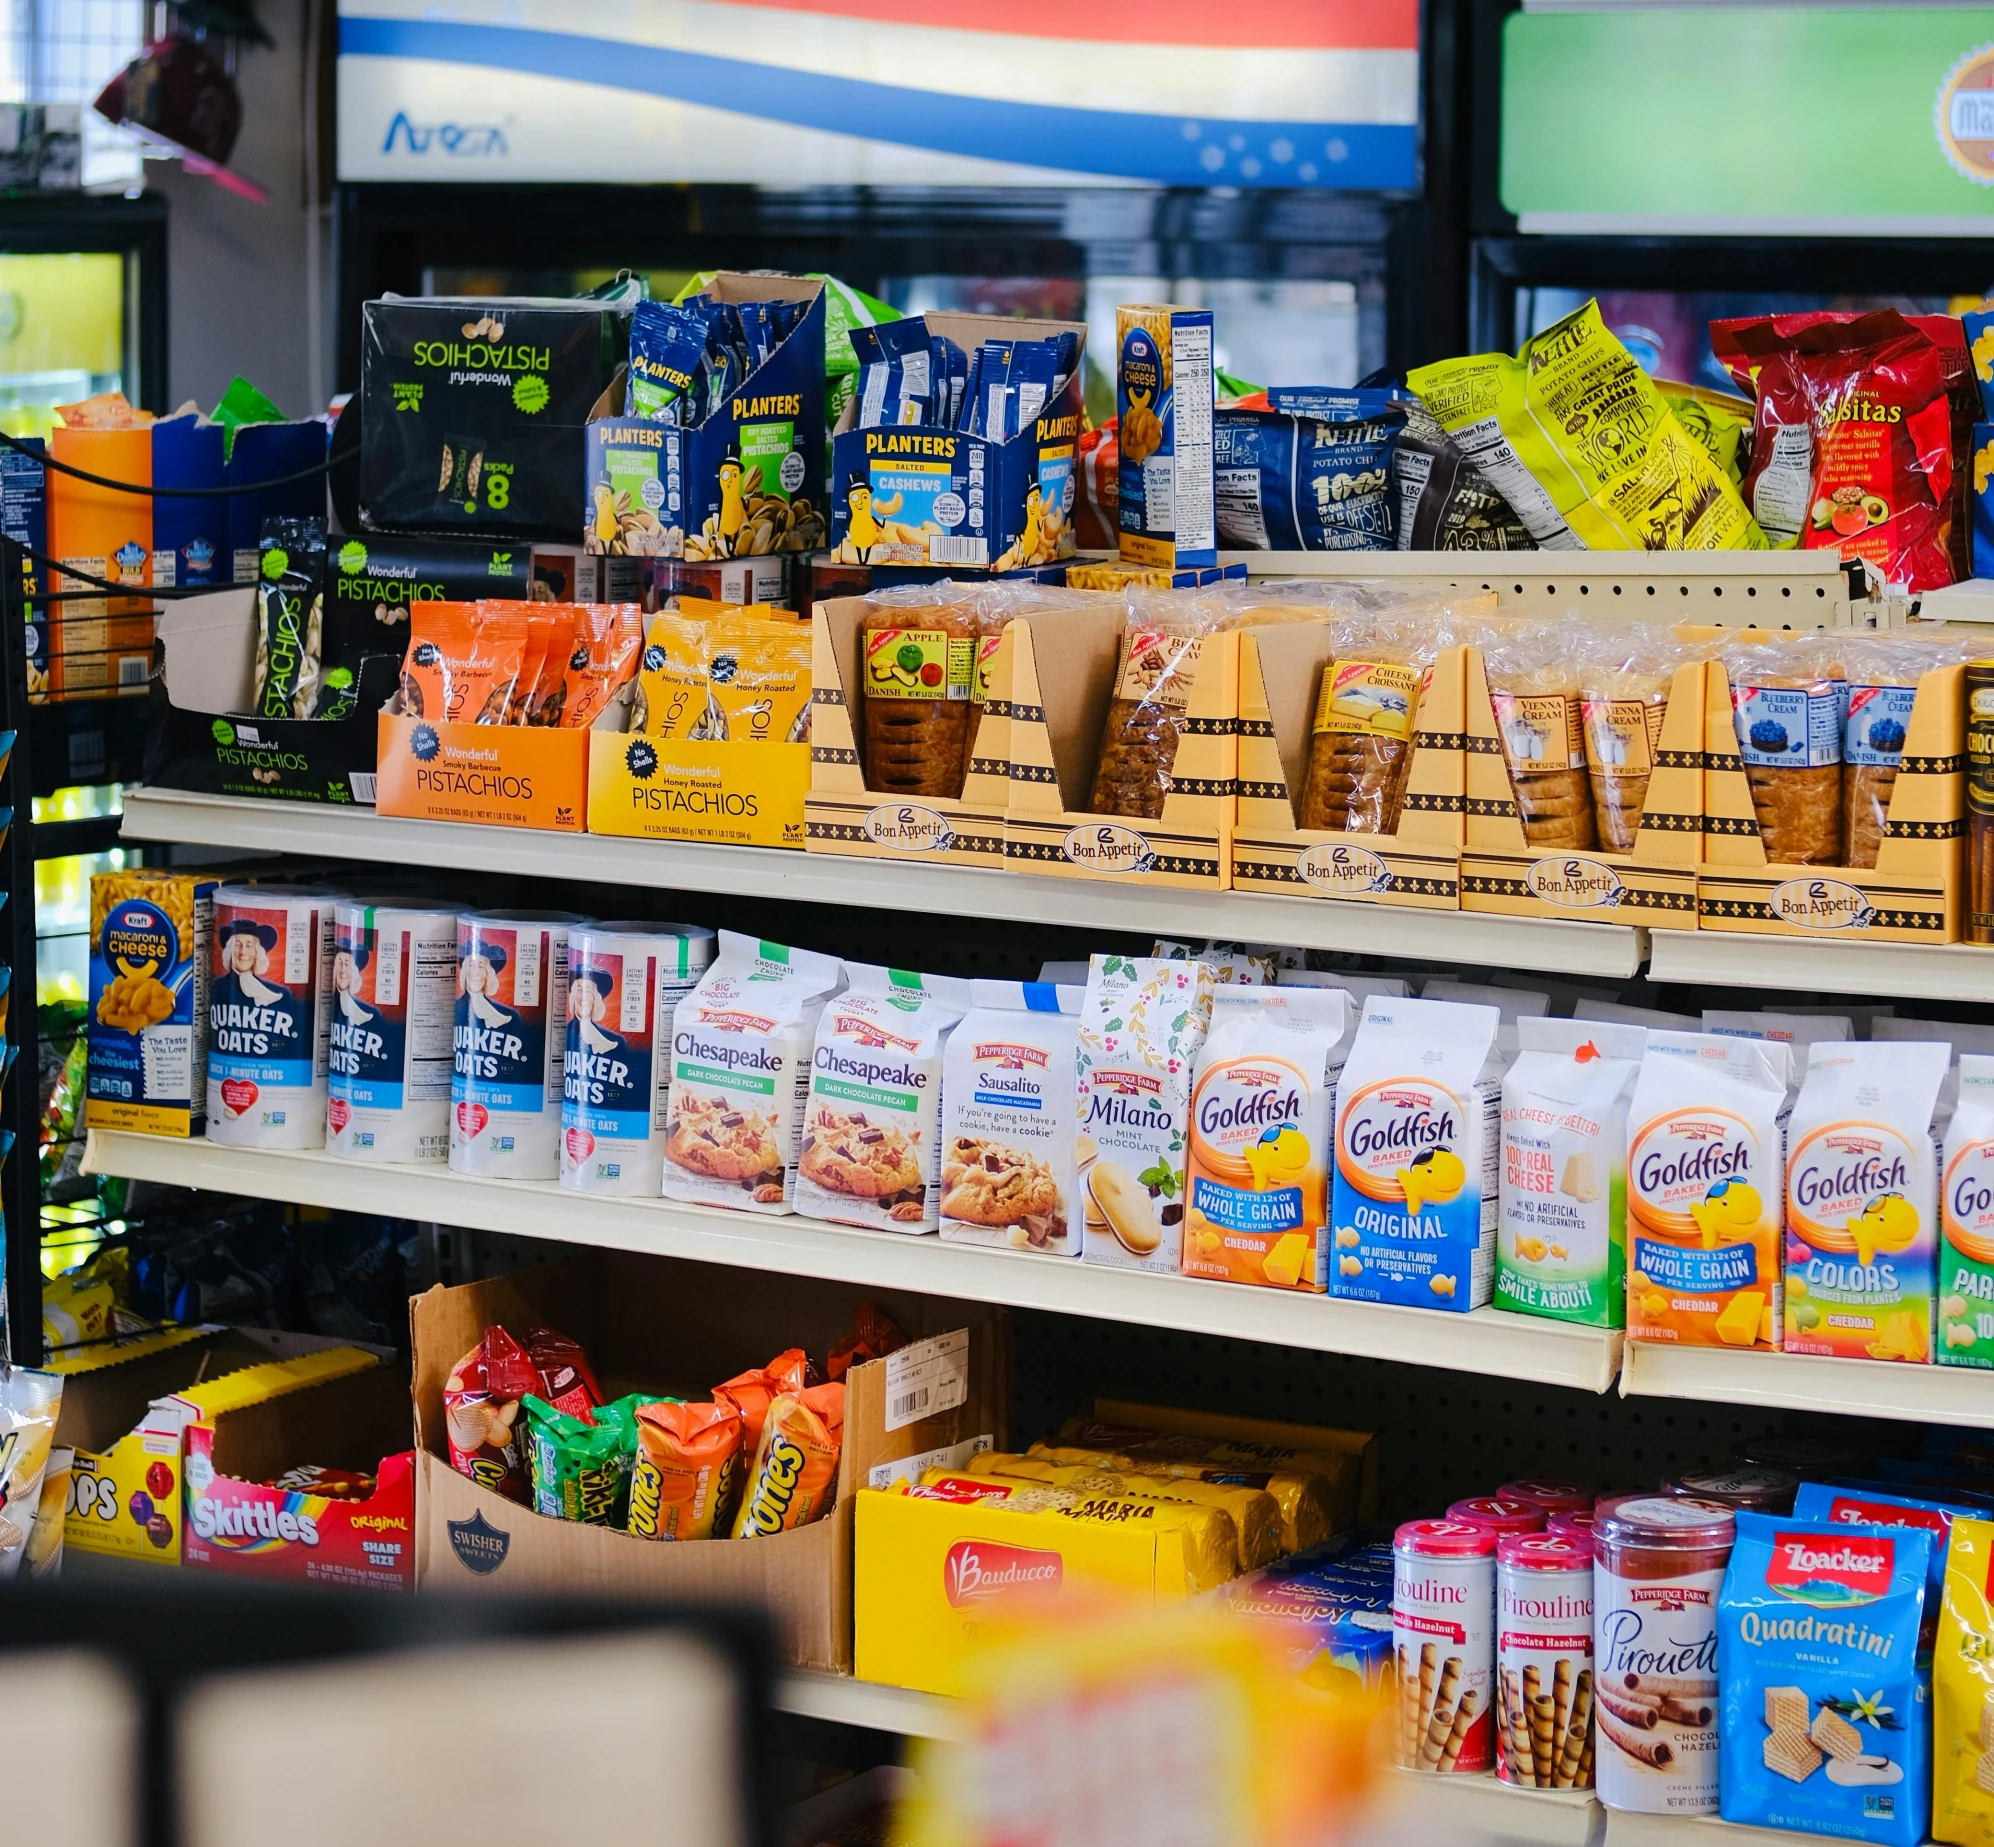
[
  {"x1": 805, "y1": 594, "x2": 1015, "y2": 868},
  {"x1": 412, "y1": 1251, "x2": 1007, "y2": 1675},
  {"x1": 854, "y1": 1396, "x2": 1378, "y2": 1697},
  {"x1": 583, "y1": 274, "x2": 827, "y2": 566},
  {"x1": 183, "y1": 1359, "x2": 415, "y2": 1593},
  {"x1": 1230, "y1": 624, "x2": 1463, "y2": 910},
  {"x1": 375, "y1": 705, "x2": 594, "y2": 834},
  {"x1": 1700, "y1": 658, "x2": 1963, "y2": 942},
  {"x1": 52, "y1": 1329, "x2": 381, "y2": 1566},
  {"x1": 1461, "y1": 650, "x2": 1703, "y2": 928},
  {"x1": 826, "y1": 313, "x2": 1085, "y2": 576},
  {"x1": 1003, "y1": 604, "x2": 1236, "y2": 889},
  {"x1": 47, "y1": 423, "x2": 153, "y2": 697},
  {"x1": 143, "y1": 587, "x2": 399, "y2": 806}
]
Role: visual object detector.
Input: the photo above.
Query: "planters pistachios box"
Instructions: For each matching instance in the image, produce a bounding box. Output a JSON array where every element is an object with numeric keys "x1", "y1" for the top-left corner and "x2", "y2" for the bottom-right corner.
[{"x1": 362, "y1": 294, "x2": 631, "y2": 541}]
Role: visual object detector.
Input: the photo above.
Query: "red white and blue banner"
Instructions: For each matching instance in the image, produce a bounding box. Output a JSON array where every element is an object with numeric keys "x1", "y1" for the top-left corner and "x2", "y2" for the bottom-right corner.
[{"x1": 336, "y1": 0, "x2": 1419, "y2": 190}]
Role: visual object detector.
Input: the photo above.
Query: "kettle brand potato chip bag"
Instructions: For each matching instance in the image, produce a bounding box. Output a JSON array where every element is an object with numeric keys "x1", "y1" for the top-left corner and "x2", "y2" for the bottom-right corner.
[{"x1": 1408, "y1": 300, "x2": 1767, "y2": 553}]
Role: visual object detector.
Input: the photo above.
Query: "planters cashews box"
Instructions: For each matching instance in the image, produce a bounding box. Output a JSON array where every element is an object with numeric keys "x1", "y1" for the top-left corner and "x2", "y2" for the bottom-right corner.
[{"x1": 1330, "y1": 997, "x2": 1501, "y2": 1311}]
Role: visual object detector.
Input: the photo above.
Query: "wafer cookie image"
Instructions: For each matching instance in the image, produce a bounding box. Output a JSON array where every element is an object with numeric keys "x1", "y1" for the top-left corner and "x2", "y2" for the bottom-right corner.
[
  {"x1": 1810, "y1": 1705, "x2": 1864, "y2": 1765},
  {"x1": 1765, "y1": 1728, "x2": 1823, "y2": 1783},
  {"x1": 1765, "y1": 1685, "x2": 1809, "y2": 1735}
]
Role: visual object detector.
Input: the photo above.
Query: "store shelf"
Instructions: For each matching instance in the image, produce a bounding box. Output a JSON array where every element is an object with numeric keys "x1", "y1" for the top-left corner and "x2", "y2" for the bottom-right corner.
[
  {"x1": 774, "y1": 1672, "x2": 964, "y2": 1741},
  {"x1": 1385, "y1": 1771, "x2": 1601, "y2": 1846},
  {"x1": 1602, "y1": 1811, "x2": 1870, "y2": 1847},
  {"x1": 82, "y1": 1131, "x2": 1625, "y2": 1391},
  {"x1": 115, "y1": 787, "x2": 1646, "y2": 978},
  {"x1": 1648, "y1": 928, "x2": 1994, "y2": 1003},
  {"x1": 1622, "y1": 1338, "x2": 1994, "y2": 1431}
]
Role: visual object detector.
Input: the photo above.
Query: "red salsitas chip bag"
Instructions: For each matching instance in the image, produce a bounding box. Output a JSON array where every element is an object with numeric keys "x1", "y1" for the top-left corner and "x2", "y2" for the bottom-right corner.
[{"x1": 1712, "y1": 309, "x2": 1965, "y2": 592}]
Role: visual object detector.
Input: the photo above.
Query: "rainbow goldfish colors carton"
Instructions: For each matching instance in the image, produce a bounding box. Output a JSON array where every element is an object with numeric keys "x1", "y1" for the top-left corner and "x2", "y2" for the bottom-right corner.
[
  {"x1": 1330, "y1": 996, "x2": 1501, "y2": 1312},
  {"x1": 1784, "y1": 1041, "x2": 1948, "y2": 1363},
  {"x1": 1626, "y1": 1031, "x2": 1790, "y2": 1350},
  {"x1": 1719, "y1": 1511, "x2": 1930, "y2": 1845}
]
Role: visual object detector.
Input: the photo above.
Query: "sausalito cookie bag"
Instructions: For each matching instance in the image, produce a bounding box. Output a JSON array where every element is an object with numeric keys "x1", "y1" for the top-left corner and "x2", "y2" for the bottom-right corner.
[
  {"x1": 1719, "y1": 1510, "x2": 1930, "y2": 1844},
  {"x1": 1941, "y1": 1056, "x2": 1994, "y2": 1369},
  {"x1": 1076, "y1": 954, "x2": 1216, "y2": 1275},
  {"x1": 1331, "y1": 996, "x2": 1502, "y2": 1312},
  {"x1": 1784, "y1": 1040, "x2": 1948, "y2": 1362},
  {"x1": 1497, "y1": 1017, "x2": 1645, "y2": 1328},
  {"x1": 792, "y1": 964, "x2": 970, "y2": 1233},
  {"x1": 1934, "y1": 1514, "x2": 1994, "y2": 1844},
  {"x1": 1626, "y1": 1031, "x2": 1791, "y2": 1350},
  {"x1": 1183, "y1": 986, "x2": 1351, "y2": 1293}
]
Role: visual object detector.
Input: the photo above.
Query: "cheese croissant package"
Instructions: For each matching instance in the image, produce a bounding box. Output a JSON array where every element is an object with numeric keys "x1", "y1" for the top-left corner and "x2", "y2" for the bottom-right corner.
[
  {"x1": 1496, "y1": 1017, "x2": 1645, "y2": 1328},
  {"x1": 1626, "y1": 1031, "x2": 1790, "y2": 1351}
]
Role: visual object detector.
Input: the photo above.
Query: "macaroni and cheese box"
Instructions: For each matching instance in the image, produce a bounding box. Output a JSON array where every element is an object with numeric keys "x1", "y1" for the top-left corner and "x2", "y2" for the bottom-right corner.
[
  {"x1": 51, "y1": 1331, "x2": 380, "y2": 1566},
  {"x1": 182, "y1": 1361, "x2": 415, "y2": 1592},
  {"x1": 86, "y1": 869, "x2": 217, "y2": 1137},
  {"x1": 1117, "y1": 305, "x2": 1215, "y2": 570}
]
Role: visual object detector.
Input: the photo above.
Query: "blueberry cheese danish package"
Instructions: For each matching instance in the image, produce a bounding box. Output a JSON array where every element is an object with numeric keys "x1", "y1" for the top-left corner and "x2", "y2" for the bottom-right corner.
[
  {"x1": 938, "y1": 979, "x2": 1084, "y2": 1257},
  {"x1": 792, "y1": 964, "x2": 970, "y2": 1234}
]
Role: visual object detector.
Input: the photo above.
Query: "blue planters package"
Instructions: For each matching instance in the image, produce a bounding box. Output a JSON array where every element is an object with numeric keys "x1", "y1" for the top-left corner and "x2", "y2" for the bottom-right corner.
[
  {"x1": 1330, "y1": 997, "x2": 1502, "y2": 1312},
  {"x1": 226, "y1": 418, "x2": 329, "y2": 583},
  {"x1": 627, "y1": 301, "x2": 709, "y2": 423},
  {"x1": 1718, "y1": 1510, "x2": 1930, "y2": 1843},
  {"x1": 150, "y1": 413, "x2": 226, "y2": 589},
  {"x1": 1213, "y1": 390, "x2": 1406, "y2": 551},
  {"x1": 584, "y1": 273, "x2": 827, "y2": 573},
  {"x1": 829, "y1": 309, "x2": 1085, "y2": 573}
]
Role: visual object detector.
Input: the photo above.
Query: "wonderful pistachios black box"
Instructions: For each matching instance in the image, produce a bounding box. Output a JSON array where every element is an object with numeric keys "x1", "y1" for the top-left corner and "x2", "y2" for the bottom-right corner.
[{"x1": 360, "y1": 295, "x2": 631, "y2": 541}]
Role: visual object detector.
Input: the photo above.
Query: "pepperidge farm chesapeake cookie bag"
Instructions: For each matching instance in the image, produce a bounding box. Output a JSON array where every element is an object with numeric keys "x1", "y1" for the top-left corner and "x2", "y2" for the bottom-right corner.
[
  {"x1": 661, "y1": 932, "x2": 843, "y2": 1215},
  {"x1": 793, "y1": 965, "x2": 971, "y2": 1233},
  {"x1": 1331, "y1": 995, "x2": 1502, "y2": 1311}
]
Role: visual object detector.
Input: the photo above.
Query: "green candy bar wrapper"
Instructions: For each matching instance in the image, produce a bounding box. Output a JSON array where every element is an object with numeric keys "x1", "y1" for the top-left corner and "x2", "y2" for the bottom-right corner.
[{"x1": 523, "y1": 1392, "x2": 659, "y2": 1527}]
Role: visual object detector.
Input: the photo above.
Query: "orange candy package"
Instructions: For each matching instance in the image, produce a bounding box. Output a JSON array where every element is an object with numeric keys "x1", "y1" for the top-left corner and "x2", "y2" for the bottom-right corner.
[
  {"x1": 628, "y1": 1400, "x2": 742, "y2": 1541},
  {"x1": 731, "y1": 1381, "x2": 845, "y2": 1538},
  {"x1": 828, "y1": 1302, "x2": 907, "y2": 1382},
  {"x1": 713, "y1": 1348, "x2": 812, "y2": 1458}
]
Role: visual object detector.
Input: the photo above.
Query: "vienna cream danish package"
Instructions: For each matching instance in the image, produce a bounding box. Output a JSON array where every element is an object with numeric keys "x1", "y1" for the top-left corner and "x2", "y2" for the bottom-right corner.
[
  {"x1": 1076, "y1": 954, "x2": 1215, "y2": 1274},
  {"x1": 1783, "y1": 1039, "x2": 1948, "y2": 1363},
  {"x1": 938, "y1": 979, "x2": 1084, "y2": 1256},
  {"x1": 1330, "y1": 995, "x2": 1502, "y2": 1311},
  {"x1": 792, "y1": 964, "x2": 971, "y2": 1233},
  {"x1": 661, "y1": 931, "x2": 844, "y2": 1215},
  {"x1": 1496, "y1": 1016, "x2": 1646, "y2": 1328},
  {"x1": 1182, "y1": 985, "x2": 1351, "y2": 1293},
  {"x1": 1942, "y1": 1056, "x2": 1994, "y2": 1368},
  {"x1": 1626, "y1": 1031, "x2": 1791, "y2": 1350}
]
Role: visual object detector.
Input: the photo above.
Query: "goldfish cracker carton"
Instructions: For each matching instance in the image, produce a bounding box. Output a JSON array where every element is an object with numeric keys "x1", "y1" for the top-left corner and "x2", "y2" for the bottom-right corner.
[
  {"x1": 85, "y1": 869, "x2": 217, "y2": 1137},
  {"x1": 1934, "y1": 1514, "x2": 1994, "y2": 1844},
  {"x1": 1626, "y1": 1031, "x2": 1790, "y2": 1350},
  {"x1": 1117, "y1": 305, "x2": 1216, "y2": 570},
  {"x1": 1784, "y1": 1040, "x2": 1948, "y2": 1363},
  {"x1": 1940, "y1": 1055, "x2": 1994, "y2": 1368},
  {"x1": 1183, "y1": 985, "x2": 1351, "y2": 1293},
  {"x1": 1330, "y1": 996, "x2": 1502, "y2": 1312}
]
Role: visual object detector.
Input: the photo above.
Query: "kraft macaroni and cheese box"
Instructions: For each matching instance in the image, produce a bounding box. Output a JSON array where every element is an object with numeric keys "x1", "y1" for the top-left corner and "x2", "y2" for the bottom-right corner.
[
  {"x1": 86, "y1": 870, "x2": 217, "y2": 1137},
  {"x1": 1330, "y1": 996, "x2": 1502, "y2": 1311},
  {"x1": 1718, "y1": 1510, "x2": 1930, "y2": 1844},
  {"x1": 1117, "y1": 304, "x2": 1216, "y2": 571}
]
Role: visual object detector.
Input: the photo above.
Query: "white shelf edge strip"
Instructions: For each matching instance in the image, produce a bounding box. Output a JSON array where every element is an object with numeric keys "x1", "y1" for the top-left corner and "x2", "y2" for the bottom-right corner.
[
  {"x1": 1386, "y1": 1770, "x2": 1601, "y2": 1847},
  {"x1": 81, "y1": 1131, "x2": 1622, "y2": 1392},
  {"x1": 115, "y1": 788, "x2": 1646, "y2": 978},
  {"x1": 774, "y1": 1671, "x2": 965, "y2": 1741},
  {"x1": 1620, "y1": 1338, "x2": 1994, "y2": 1432},
  {"x1": 1649, "y1": 928, "x2": 1994, "y2": 1003}
]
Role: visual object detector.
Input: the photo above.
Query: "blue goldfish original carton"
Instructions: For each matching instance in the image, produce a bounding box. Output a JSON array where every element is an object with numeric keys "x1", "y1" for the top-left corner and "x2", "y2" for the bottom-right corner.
[
  {"x1": 1718, "y1": 1510, "x2": 1930, "y2": 1844},
  {"x1": 1330, "y1": 997, "x2": 1502, "y2": 1311},
  {"x1": 85, "y1": 869, "x2": 217, "y2": 1137}
]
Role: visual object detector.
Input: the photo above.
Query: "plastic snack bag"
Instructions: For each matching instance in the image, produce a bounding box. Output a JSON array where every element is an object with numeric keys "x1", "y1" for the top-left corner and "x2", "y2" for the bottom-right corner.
[
  {"x1": 628, "y1": 300, "x2": 710, "y2": 423},
  {"x1": 630, "y1": 1400, "x2": 742, "y2": 1541},
  {"x1": 1721, "y1": 633, "x2": 1847, "y2": 865},
  {"x1": 522, "y1": 1392, "x2": 644, "y2": 1526},
  {"x1": 859, "y1": 587, "x2": 979, "y2": 801},
  {"x1": 1087, "y1": 608, "x2": 1217, "y2": 821},
  {"x1": 712, "y1": 1348, "x2": 811, "y2": 1460},
  {"x1": 1408, "y1": 300, "x2": 1767, "y2": 552},
  {"x1": 550, "y1": 602, "x2": 645, "y2": 729},
  {"x1": 731, "y1": 1382, "x2": 844, "y2": 1537},
  {"x1": 1935, "y1": 1514, "x2": 1994, "y2": 1843},
  {"x1": 1482, "y1": 621, "x2": 1596, "y2": 851},
  {"x1": 0, "y1": 1367, "x2": 63, "y2": 1579},
  {"x1": 1840, "y1": 634, "x2": 1966, "y2": 868},
  {"x1": 827, "y1": 1301, "x2": 907, "y2": 1380},
  {"x1": 254, "y1": 517, "x2": 326, "y2": 720},
  {"x1": 1578, "y1": 623, "x2": 1688, "y2": 852},
  {"x1": 401, "y1": 600, "x2": 531, "y2": 726},
  {"x1": 443, "y1": 1324, "x2": 541, "y2": 1502},
  {"x1": 1298, "y1": 611, "x2": 1450, "y2": 834}
]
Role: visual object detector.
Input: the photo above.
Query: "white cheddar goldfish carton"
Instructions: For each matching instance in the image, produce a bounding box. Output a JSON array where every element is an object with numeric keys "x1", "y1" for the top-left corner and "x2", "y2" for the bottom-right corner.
[
  {"x1": 1941, "y1": 1055, "x2": 1994, "y2": 1367},
  {"x1": 1330, "y1": 996, "x2": 1502, "y2": 1312},
  {"x1": 1496, "y1": 1017, "x2": 1646, "y2": 1329},
  {"x1": 661, "y1": 931, "x2": 844, "y2": 1216},
  {"x1": 1625, "y1": 1031, "x2": 1791, "y2": 1350},
  {"x1": 1183, "y1": 985, "x2": 1352, "y2": 1293},
  {"x1": 1783, "y1": 1039, "x2": 1948, "y2": 1363},
  {"x1": 792, "y1": 964, "x2": 971, "y2": 1234},
  {"x1": 1077, "y1": 954, "x2": 1215, "y2": 1274},
  {"x1": 938, "y1": 979, "x2": 1084, "y2": 1257}
]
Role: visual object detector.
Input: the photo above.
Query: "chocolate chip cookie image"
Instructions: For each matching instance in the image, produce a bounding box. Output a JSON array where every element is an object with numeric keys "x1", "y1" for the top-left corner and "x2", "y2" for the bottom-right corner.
[
  {"x1": 799, "y1": 1105, "x2": 925, "y2": 1215},
  {"x1": 941, "y1": 1136, "x2": 1065, "y2": 1247},
  {"x1": 664, "y1": 1092, "x2": 782, "y2": 1189}
]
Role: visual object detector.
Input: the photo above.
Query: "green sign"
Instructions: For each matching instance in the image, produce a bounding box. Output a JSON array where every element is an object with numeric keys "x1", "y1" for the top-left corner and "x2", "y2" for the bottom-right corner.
[{"x1": 1504, "y1": 7, "x2": 1994, "y2": 230}]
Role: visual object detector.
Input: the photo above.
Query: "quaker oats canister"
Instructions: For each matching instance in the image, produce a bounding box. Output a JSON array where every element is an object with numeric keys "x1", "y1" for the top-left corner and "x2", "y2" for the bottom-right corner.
[
  {"x1": 207, "y1": 883, "x2": 340, "y2": 1149},
  {"x1": 326, "y1": 898, "x2": 458, "y2": 1164}
]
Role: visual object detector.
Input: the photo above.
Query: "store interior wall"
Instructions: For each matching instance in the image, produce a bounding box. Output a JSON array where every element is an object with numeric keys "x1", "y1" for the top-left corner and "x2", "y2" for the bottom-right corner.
[{"x1": 148, "y1": 0, "x2": 331, "y2": 420}]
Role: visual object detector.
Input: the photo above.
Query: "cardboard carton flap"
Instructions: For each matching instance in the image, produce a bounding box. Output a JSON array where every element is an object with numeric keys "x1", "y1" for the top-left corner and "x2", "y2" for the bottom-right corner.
[
  {"x1": 209, "y1": 1362, "x2": 413, "y2": 1486},
  {"x1": 1247, "y1": 621, "x2": 1337, "y2": 810},
  {"x1": 1018, "y1": 604, "x2": 1126, "y2": 810},
  {"x1": 155, "y1": 588, "x2": 257, "y2": 714}
]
